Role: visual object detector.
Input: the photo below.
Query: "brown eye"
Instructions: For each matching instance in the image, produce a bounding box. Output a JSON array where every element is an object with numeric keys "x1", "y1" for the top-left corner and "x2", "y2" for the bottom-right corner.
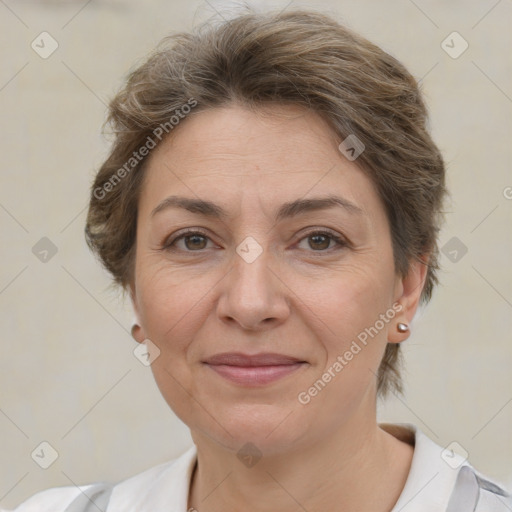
[
  {"x1": 297, "y1": 230, "x2": 346, "y2": 252},
  {"x1": 163, "y1": 230, "x2": 212, "y2": 251},
  {"x1": 308, "y1": 233, "x2": 331, "y2": 250},
  {"x1": 182, "y1": 234, "x2": 208, "y2": 250},
  {"x1": 163, "y1": 229, "x2": 346, "y2": 254}
]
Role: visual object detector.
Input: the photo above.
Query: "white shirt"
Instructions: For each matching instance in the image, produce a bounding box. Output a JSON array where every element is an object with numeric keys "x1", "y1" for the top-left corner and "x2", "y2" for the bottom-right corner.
[{"x1": 4, "y1": 423, "x2": 511, "y2": 511}]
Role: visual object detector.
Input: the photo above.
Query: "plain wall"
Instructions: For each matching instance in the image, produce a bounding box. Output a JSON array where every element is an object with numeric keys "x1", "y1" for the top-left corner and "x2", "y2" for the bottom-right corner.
[{"x1": 1, "y1": 0, "x2": 511, "y2": 508}]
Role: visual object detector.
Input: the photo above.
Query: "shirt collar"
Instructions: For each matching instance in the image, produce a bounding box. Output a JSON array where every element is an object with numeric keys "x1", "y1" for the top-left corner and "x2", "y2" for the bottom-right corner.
[
  {"x1": 382, "y1": 422, "x2": 466, "y2": 512},
  {"x1": 107, "y1": 423, "x2": 465, "y2": 511},
  {"x1": 107, "y1": 444, "x2": 197, "y2": 511}
]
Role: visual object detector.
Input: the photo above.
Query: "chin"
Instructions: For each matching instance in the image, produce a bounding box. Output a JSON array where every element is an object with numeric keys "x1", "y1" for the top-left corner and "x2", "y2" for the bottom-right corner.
[{"x1": 197, "y1": 403, "x2": 309, "y2": 455}]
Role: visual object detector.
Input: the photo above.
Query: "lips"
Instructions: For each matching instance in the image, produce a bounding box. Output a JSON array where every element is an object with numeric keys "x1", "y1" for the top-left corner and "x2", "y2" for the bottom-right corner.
[
  {"x1": 204, "y1": 352, "x2": 305, "y2": 366},
  {"x1": 203, "y1": 352, "x2": 307, "y2": 386}
]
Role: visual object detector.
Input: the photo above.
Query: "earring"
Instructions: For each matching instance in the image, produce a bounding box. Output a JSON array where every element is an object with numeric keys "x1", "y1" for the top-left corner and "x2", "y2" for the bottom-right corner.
[{"x1": 397, "y1": 322, "x2": 409, "y2": 333}]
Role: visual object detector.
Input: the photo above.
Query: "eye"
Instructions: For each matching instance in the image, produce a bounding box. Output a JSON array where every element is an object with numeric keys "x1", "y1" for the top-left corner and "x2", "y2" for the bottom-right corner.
[
  {"x1": 296, "y1": 230, "x2": 347, "y2": 252},
  {"x1": 163, "y1": 229, "x2": 214, "y2": 252},
  {"x1": 162, "y1": 228, "x2": 347, "y2": 253}
]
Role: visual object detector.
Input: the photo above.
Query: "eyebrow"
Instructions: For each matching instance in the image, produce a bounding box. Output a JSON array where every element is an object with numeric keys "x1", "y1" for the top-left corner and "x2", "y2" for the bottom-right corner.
[{"x1": 150, "y1": 194, "x2": 363, "y2": 221}]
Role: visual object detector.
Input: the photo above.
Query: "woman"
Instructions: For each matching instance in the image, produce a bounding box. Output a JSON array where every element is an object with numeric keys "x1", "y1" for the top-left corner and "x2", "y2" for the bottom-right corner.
[{"x1": 7, "y1": 8, "x2": 511, "y2": 512}]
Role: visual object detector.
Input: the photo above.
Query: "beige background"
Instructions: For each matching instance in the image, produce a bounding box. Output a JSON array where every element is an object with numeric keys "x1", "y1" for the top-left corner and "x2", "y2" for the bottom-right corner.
[{"x1": 1, "y1": 0, "x2": 511, "y2": 508}]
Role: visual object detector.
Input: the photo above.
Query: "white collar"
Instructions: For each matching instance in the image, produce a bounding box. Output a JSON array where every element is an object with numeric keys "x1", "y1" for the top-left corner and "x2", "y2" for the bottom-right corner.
[
  {"x1": 106, "y1": 422, "x2": 467, "y2": 511},
  {"x1": 107, "y1": 443, "x2": 197, "y2": 511},
  {"x1": 383, "y1": 423, "x2": 465, "y2": 511}
]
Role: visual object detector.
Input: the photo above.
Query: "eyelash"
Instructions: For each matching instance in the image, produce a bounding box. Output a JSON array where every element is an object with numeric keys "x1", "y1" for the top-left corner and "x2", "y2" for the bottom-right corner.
[{"x1": 162, "y1": 228, "x2": 348, "y2": 254}]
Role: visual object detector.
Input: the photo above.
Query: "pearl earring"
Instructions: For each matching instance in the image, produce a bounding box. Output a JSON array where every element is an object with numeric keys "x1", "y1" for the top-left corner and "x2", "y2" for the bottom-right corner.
[{"x1": 397, "y1": 322, "x2": 409, "y2": 333}]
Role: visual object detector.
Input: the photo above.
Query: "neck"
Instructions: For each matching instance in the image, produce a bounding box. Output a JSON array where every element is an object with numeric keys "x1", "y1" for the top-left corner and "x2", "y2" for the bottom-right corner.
[{"x1": 187, "y1": 412, "x2": 413, "y2": 512}]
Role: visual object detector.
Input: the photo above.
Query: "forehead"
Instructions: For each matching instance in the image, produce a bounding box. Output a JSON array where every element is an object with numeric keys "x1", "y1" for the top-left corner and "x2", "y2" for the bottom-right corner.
[{"x1": 139, "y1": 104, "x2": 382, "y2": 221}]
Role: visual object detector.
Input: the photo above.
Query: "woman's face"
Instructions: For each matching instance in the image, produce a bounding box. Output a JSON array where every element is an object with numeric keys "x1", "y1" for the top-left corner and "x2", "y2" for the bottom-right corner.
[{"x1": 131, "y1": 104, "x2": 422, "y2": 454}]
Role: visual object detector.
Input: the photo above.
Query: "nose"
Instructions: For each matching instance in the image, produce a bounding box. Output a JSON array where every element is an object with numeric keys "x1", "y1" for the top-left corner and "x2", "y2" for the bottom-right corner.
[{"x1": 216, "y1": 240, "x2": 290, "y2": 331}]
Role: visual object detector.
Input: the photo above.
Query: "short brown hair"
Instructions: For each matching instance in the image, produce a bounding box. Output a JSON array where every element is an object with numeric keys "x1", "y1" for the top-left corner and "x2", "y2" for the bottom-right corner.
[{"x1": 85, "y1": 8, "x2": 446, "y2": 398}]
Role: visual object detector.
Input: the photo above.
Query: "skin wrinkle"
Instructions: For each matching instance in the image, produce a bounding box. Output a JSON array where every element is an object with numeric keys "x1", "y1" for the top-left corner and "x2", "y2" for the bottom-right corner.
[{"x1": 129, "y1": 104, "x2": 427, "y2": 512}]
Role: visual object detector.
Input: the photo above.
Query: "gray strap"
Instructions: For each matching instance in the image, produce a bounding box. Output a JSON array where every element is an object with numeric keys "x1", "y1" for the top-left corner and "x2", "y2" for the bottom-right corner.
[
  {"x1": 445, "y1": 466, "x2": 479, "y2": 512},
  {"x1": 64, "y1": 483, "x2": 113, "y2": 512}
]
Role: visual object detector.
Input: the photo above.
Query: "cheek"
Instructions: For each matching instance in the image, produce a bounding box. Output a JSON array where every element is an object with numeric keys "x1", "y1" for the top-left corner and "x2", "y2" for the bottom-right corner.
[
  {"x1": 319, "y1": 264, "x2": 393, "y2": 329},
  {"x1": 136, "y1": 260, "x2": 214, "y2": 344},
  {"x1": 314, "y1": 267, "x2": 395, "y2": 376},
  {"x1": 137, "y1": 268, "x2": 208, "y2": 419}
]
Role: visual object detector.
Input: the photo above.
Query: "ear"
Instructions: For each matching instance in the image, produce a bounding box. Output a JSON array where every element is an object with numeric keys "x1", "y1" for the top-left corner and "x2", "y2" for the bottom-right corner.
[
  {"x1": 129, "y1": 283, "x2": 146, "y2": 344},
  {"x1": 388, "y1": 256, "x2": 429, "y2": 344}
]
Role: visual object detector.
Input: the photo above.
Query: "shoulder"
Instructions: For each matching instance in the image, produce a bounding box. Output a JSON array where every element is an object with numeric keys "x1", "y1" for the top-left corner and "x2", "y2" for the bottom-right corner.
[
  {"x1": 0, "y1": 484, "x2": 102, "y2": 512},
  {"x1": 3, "y1": 445, "x2": 197, "y2": 512},
  {"x1": 380, "y1": 422, "x2": 512, "y2": 511}
]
